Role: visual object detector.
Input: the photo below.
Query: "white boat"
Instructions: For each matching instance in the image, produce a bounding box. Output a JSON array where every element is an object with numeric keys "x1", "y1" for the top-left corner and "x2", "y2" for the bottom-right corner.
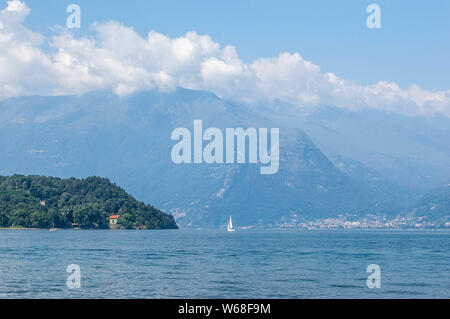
[
  {"x1": 227, "y1": 216, "x2": 235, "y2": 232},
  {"x1": 49, "y1": 221, "x2": 57, "y2": 232}
]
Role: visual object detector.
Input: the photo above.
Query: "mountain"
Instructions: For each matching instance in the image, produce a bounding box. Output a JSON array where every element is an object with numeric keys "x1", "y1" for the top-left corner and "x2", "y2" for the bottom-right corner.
[
  {"x1": 254, "y1": 103, "x2": 450, "y2": 226},
  {"x1": 251, "y1": 102, "x2": 450, "y2": 192},
  {"x1": 409, "y1": 183, "x2": 450, "y2": 224},
  {"x1": 0, "y1": 175, "x2": 178, "y2": 229},
  {"x1": 0, "y1": 89, "x2": 446, "y2": 227}
]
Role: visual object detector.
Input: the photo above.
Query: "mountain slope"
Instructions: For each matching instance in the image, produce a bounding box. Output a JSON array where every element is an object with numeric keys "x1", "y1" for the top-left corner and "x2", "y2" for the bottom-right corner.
[
  {"x1": 0, "y1": 89, "x2": 415, "y2": 227},
  {"x1": 251, "y1": 103, "x2": 450, "y2": 192},
  {"x1": 410, "y1": 183, "x2": 450, "y2": 223},
  {"x1": 0, "y1": 175, "x2": 178, "y2": 229}
]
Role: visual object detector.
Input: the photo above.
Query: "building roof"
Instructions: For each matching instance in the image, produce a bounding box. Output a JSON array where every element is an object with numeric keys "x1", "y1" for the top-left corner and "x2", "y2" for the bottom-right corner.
[{"x1": 109, "y1": 215, "x2": 120, "y2": 219}]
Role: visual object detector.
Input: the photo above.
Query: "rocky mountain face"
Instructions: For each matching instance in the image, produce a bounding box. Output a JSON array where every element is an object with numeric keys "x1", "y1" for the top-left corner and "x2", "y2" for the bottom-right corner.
[{"x1": 0, "y1": 89, "x2": 447, "y2": 227}]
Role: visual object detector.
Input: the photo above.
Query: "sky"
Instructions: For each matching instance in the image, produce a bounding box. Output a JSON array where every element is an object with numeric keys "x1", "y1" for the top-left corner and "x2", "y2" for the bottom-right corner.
[
  {"x1": 1, "y1": 0, "x2": 449, "y2": 116},
  {"x1": 21, "y1": 0, "x2": 450, "y2": 90}
]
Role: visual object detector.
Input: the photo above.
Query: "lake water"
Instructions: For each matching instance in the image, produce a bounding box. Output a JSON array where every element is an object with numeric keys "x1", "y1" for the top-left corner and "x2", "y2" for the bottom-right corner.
[{"x1": 0, "y1": 229, "x2": 448, "y2": 298}]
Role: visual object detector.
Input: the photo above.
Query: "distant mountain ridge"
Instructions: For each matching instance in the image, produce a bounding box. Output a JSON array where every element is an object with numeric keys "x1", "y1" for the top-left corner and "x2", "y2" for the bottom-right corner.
[
  {"x1": 251, "y1": 102, "x2": 450, "y2": 192},
  {"x1": 0, "y1": 89, "x2": 448, "y2": 227}
]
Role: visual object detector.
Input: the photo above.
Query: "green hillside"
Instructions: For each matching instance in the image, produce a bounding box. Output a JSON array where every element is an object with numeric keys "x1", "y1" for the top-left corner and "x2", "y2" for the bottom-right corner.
[{"x1": 0, "y1": 175, "x2": 178, "y2": 230}]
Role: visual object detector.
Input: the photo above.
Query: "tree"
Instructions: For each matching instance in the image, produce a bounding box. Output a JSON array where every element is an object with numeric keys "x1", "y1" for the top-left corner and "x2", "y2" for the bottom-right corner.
[{"x1": 0, "y1": 175, "x2": 178, "y2": 229}]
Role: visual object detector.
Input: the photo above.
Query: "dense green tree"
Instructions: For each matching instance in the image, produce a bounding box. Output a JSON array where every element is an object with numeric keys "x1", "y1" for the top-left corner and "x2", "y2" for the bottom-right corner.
[{"x1": 0, "y1": 175, "x2": 178, "y2": 229}]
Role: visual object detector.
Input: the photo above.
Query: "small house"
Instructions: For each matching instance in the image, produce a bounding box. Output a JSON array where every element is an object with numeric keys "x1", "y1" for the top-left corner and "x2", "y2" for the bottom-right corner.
[{"x1": 109, "y1": 215, "x2": 120, "y2": 225}]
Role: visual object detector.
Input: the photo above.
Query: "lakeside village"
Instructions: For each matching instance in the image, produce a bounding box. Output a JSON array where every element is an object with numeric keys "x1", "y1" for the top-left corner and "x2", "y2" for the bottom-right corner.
[{"x1": 274, "y1": 214, "x2": 450, "y2": 230}]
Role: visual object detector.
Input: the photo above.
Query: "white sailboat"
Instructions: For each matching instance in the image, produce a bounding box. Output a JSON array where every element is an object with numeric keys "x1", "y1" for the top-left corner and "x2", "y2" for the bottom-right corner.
[{"x1": 227, "y1": 216, "x2": 235, "y2": 232}]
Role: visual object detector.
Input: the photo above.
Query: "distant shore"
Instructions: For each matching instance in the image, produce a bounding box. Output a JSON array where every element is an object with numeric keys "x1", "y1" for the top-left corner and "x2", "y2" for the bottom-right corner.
[
  {"x1": 0, "y1": 227, "x2": 40, "y2": 230},
  {"x1": 0, "y1": 227, "x2": 79, "y2": 230},
  {"x1": 0, "y1": 226, "x2": 448, "y2": 231},
  {"x1": 0, "y1": 227, "x2": 177, "y2": 230}
]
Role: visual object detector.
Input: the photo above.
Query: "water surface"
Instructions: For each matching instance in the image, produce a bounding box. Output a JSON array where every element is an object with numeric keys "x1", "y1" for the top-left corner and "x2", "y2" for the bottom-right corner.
[{"x1": 0, "y1": 229, "x2": 448, "y2": 298}]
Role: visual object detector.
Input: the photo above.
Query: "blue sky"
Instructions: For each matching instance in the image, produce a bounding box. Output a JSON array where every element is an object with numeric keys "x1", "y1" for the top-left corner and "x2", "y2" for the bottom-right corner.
[
  {"x1": 21, "y1": 0, "x2": 450, "y2": 90},
  {"x1": 1, "y1": 0, "x2": 449, "y2": 116}
]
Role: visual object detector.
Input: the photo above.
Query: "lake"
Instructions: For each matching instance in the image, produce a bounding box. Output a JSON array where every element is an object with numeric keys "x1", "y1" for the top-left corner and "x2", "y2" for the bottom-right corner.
[{"x1": 0, "y1": 229, "x2": 448, "y2": 298}]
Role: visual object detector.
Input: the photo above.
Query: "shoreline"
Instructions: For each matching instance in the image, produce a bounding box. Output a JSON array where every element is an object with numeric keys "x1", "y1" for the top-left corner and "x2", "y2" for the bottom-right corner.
[
  {"x1": 0, "y1": 227, "x2": 448, "y2": 231},
  {"x1": 0, "y1": 227, "x2": 177, "y2": 231}
]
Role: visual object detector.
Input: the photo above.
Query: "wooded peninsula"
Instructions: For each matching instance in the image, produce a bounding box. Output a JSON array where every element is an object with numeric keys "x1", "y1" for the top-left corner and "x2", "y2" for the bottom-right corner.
[{"x1": 0, "y1": 175, "x2": 178, "y2": 230}]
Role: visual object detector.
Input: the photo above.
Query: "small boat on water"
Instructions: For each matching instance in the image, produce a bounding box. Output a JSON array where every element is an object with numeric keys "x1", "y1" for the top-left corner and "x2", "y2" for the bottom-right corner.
[
  {"x1": 227, "y1": 216, "x2": 235, "y2": 232},
  {"x1": 49, "y1": 220, "x2": 57, "y2": 232}
]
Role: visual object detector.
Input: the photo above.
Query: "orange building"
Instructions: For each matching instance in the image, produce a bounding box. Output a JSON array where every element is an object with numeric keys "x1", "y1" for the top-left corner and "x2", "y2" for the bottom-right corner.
[{"x1": 109, "y1": 215, "x2": 120, "y2": 225}]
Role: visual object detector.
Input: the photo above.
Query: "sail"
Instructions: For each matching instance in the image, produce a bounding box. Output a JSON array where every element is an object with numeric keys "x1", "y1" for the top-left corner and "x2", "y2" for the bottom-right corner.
[{"x1": 227, "y1": 216, "x2": 234, "y2": 231}]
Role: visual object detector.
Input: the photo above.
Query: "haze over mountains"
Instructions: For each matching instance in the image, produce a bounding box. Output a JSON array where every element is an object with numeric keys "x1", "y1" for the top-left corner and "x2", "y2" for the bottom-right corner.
[
  {"x1": 255, "y1": 103, "x2": 450, "y2": 191},
  {"x1": 0, "y1": 89, "x2": 448, "y2": 227}
]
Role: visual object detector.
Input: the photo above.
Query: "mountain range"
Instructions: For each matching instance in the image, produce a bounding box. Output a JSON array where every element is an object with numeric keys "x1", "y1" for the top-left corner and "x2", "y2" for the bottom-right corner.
[{"x1": 0, "y1": 89, "x2": 448, "y2": 227}]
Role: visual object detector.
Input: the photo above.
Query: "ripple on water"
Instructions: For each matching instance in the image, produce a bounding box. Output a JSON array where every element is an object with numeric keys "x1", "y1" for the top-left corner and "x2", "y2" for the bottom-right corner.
[{"x1": 0, "y1": 229, "x2": 448, "y2": 298}]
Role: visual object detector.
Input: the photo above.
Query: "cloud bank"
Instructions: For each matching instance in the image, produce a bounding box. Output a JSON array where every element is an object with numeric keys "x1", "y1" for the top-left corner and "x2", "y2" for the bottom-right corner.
[{"x1": 1, "y1": 0, "x2": 449, "y2": 116}]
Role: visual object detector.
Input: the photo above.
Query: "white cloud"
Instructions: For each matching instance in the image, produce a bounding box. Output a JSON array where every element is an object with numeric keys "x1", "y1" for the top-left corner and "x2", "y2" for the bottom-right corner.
[{"x1": 0, "y1": 0, "x2": 449, "y2": 117}]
